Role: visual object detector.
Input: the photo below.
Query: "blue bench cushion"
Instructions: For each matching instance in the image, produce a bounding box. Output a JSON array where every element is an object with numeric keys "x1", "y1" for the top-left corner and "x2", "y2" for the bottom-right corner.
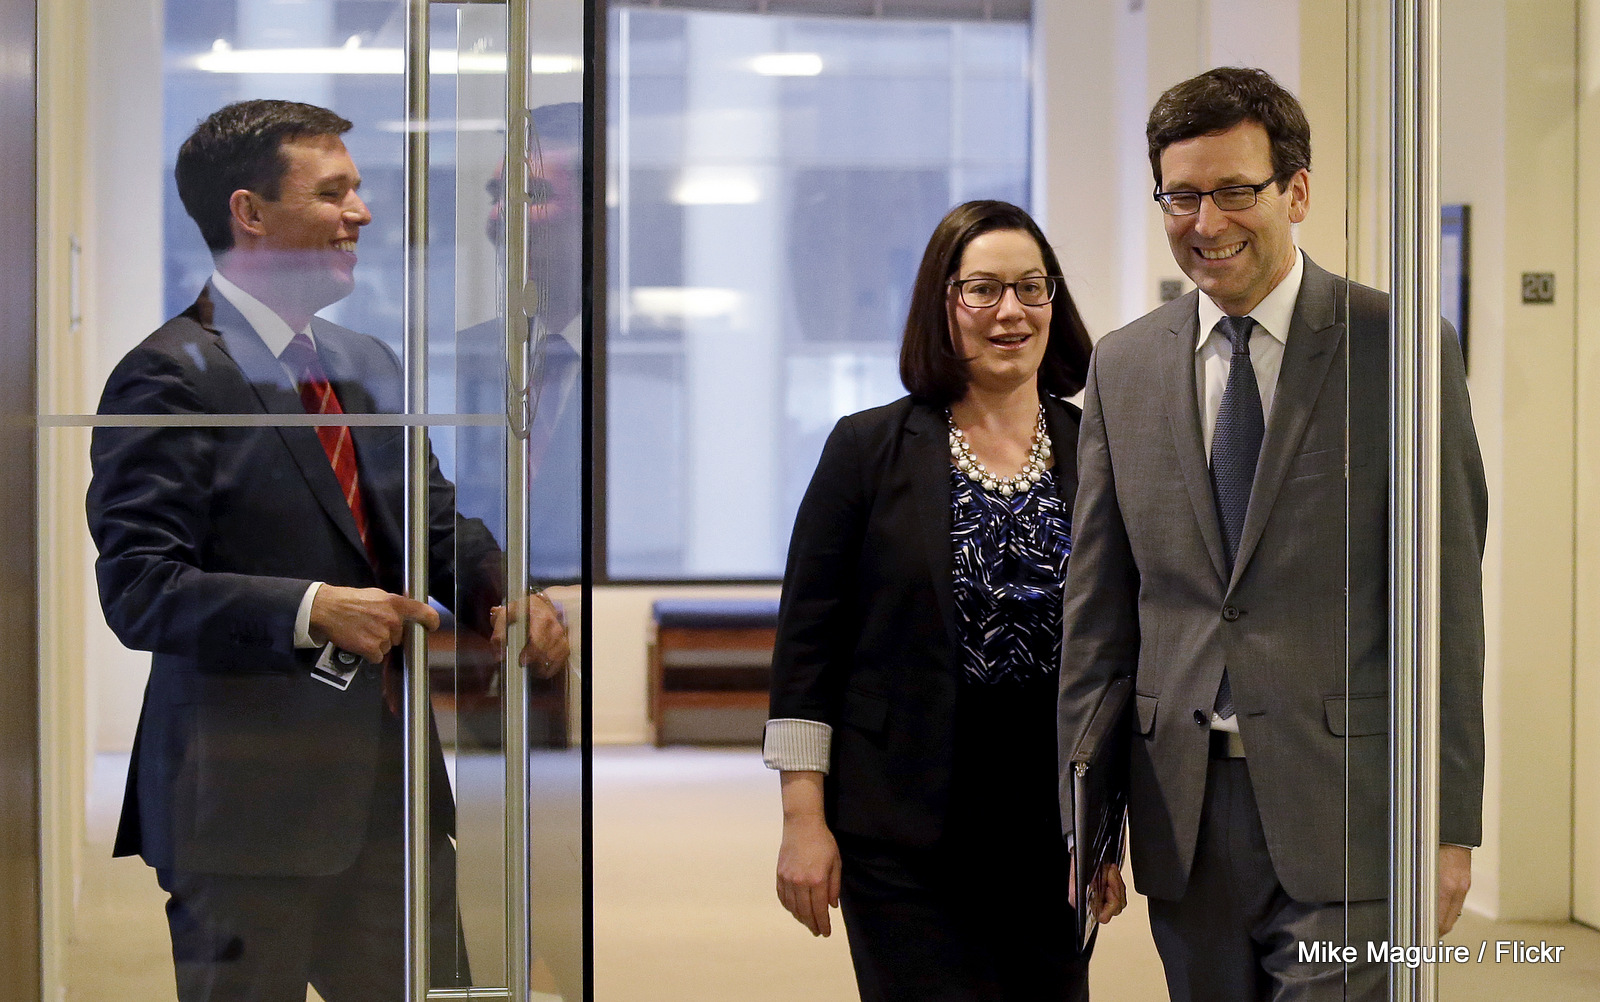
[{"x1": 653, "y1": 598, "x2": 780, "y2": 630}]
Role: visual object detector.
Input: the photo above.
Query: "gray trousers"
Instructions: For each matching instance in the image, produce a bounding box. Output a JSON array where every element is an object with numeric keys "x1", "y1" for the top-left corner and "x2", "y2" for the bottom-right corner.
[{"x1": 1147, "y1": 758, "x2": 1387, "y2": 1002}]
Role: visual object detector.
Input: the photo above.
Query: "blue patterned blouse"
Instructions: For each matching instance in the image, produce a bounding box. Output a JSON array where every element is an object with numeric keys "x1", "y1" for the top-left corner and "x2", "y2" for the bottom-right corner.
[{"x1": 949, "y1": 464, "x2": 1073, "y2": 686}]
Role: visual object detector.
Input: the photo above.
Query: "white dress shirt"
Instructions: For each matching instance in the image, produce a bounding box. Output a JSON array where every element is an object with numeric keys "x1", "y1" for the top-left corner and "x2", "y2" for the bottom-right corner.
[
  {"x1": 210, "y1": 271, "x2": 326, "y2": 649},
  {"x1": 1194, "y1": 249, "x2": 1304, "y2": 735},
  {"x1": 1194, "y1": 248, "x2": 1305, "y2": 456}
]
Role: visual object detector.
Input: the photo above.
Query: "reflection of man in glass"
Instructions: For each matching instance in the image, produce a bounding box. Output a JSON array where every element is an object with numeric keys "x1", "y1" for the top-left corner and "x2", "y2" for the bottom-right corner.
[
  {"x1": 86, "y1": 99, "x2": 569, "y2": 1002},
  {"x1": 464, "y1": 101, "x2": 583, "y2": 582},
  {"x1": 1057, "y1": 68, "x2": 1487, "y2": 1000}
]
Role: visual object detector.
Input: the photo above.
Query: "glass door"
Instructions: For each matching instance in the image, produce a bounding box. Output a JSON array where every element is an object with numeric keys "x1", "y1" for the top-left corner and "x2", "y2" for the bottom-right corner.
[{"x1": 35, "y1": 0, "x2": 588, "y2": 999}]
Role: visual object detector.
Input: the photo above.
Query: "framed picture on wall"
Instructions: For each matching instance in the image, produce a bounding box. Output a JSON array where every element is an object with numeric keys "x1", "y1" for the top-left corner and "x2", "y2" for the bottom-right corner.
[{"x1": 1441, "y1": 203, "x2": 1471, "y2": 371}]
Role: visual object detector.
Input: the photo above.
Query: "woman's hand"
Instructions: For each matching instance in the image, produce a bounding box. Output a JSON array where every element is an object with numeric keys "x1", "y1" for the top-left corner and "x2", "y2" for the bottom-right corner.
[
  {"x1": 1090, "y1": 860, "x2": 1128, "y2": 924},
  {"x1": 776, "y1": 771, "x2": 841, "y2": 936},
  {"x1": 1069, "y1": 850, "x2": 1129, "y2": 925}
]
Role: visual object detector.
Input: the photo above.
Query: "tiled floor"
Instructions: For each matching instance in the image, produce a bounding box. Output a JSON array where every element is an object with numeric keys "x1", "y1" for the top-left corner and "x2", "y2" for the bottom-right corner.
[{"x1": 58, "y1": 746, "x2": 1600, "y2": 1000}]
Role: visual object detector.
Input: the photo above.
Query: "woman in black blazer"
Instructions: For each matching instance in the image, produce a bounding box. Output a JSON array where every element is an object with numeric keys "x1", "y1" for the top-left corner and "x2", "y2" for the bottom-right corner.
[{"x1": 764, "y1": 201, "x2": 1125, "y2": 1001}]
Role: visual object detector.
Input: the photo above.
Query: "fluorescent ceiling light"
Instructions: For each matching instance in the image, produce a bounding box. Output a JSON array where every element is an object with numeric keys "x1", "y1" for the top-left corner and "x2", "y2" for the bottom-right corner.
[
  {"x1": 375, "y1": 118, "x2": 506, "y2": 134},
  {"x1": 190, "y1": 44, "x2": 580, "y2": 76},
  {"x1": 672, "y1": 169, "x2": 761, "y2": 206},
  {"x1": 631, "y1": 287, "x2": 742, "y2": 321},
  {"x1": 749, "y1": 53, "x2": 823, "y2": 77},
  {"x1": 529, "y1": 55, "x2": 583, "y2": 75}
]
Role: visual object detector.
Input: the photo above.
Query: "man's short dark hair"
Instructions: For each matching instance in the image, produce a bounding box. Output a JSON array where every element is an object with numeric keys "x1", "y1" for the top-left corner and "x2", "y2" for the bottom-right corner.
[
  {"x1": 899, "y1": 200, "x2": 1093, "y2": 406},
  {"x1": 1146, "y1": 67, "x2": 1311, "y2": 190},
  {"x1": 175, "y1": 100, "x2": 354, "y2": 253}
]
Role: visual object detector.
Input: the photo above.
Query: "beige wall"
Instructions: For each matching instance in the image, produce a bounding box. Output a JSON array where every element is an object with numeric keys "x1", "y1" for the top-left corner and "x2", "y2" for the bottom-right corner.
[
  {"x1": 1439, "y1": 0, "x2": 1581, "y2": 922},
  {"x1": 1574, "y1": 0, "x2": 1600, "y2": 931}
]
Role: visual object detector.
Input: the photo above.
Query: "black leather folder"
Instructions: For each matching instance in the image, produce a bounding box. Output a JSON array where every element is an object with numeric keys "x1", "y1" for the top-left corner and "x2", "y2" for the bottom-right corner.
[{"x1": 1068, "y1": 676, "x2": 1132, "y2": 950}]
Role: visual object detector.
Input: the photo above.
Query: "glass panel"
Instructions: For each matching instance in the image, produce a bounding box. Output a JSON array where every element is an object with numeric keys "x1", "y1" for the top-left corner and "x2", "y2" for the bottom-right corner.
[
  {"x1": 605, "y1": 5, "x2": 1032, "y2": 579},
  {"x1": 39, "y1": 0, "x2": 587, "y2": 998},
  {"x1": 1046, "y1": 3, "x2": 1369, "y2": 996},
  {"x1": 440, "y1": 3, "x2": 512, "y2": 991},
  {"x1": 515, "y1": 0, "x2": 587, "y2": 996},
  {"x1": 1435, "y1": 0, "x2": 1597, "y2": 997}
]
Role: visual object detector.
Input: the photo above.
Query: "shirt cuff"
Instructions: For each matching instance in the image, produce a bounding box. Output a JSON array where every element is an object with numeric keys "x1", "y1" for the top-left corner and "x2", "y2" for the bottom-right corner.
[
  {"x1": 294, "y1": 582, "x2": 324, "y2": 649},
  {"x1": 762, "y1": 718, "x2": 832, "y2": 773}
]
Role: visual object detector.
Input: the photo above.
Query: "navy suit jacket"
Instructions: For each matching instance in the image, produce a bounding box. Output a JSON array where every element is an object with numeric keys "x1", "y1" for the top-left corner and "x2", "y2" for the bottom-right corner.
[{"x1": 87, "y1": 287, "x2": 503, "y2": 876}]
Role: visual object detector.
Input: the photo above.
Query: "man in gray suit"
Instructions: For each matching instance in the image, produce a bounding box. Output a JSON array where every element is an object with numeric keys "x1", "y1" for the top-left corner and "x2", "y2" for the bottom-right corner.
[{"x1": 1057, "y1": 67, "x2": 1487, "y2": 1001}]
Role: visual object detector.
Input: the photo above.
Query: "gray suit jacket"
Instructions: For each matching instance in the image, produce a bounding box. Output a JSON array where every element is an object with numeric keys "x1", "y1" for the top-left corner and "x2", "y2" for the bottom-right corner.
[{"x1": 1057, "y1": 256, "x2": 1487, "y2": 904}]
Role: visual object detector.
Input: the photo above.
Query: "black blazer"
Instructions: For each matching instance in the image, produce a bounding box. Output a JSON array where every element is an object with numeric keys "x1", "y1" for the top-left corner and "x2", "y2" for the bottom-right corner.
[
  {"x1": 87, "y1": 287, "x2": 503, "y2": 877},
  {"x1": 769, "y1": 393, "x2": 1081, "y2": 848}
]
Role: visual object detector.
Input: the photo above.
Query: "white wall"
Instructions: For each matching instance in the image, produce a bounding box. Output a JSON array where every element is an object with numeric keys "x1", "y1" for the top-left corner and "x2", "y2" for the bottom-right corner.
[
  {"x1": 1037, "y1": 0, "x2": 1340, "y2": 341},
  {"x1": 84, "y1": 0, "x2": 166, "y2": 756}
]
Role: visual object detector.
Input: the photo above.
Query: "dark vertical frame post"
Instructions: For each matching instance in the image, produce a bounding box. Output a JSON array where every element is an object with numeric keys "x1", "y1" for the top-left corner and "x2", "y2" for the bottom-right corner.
[
  {"x1": 0, "y1": 0, "x2": 40, "y2": 998},
  {"x1": 582, "y1": 1, "x2": 604, "y2": 997}
]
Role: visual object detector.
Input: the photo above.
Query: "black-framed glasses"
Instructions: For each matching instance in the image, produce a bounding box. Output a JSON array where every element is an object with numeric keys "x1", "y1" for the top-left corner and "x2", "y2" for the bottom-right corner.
[
  {"x1": 1153, "y1": 178, "x2": 1278, "y2": 216},
  {"x1": 948, "y1": 276, "x2": 1061, "y2": 309}
]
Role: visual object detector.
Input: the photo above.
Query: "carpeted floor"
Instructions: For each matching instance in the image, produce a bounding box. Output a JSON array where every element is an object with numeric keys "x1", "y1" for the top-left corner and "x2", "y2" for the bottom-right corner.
[
  {"x1": 592, "y1": 745, "x2": 1600, "y2": 1002},
  {"x1": 58, "y1": 745, "x2": 1600, "y2": 1000}
]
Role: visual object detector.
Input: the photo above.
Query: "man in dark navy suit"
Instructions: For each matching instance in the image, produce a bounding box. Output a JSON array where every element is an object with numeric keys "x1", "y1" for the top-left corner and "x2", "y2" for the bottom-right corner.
[{"x1": 87, "y1": 99, "x2": 569, "y2": 1002}]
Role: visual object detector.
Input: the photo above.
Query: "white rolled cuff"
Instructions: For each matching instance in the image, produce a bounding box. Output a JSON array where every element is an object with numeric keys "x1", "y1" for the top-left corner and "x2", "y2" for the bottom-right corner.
[
  {"x1": 294, "y1": 582, "x2": 324, "y2": 649},
  {"x1": 762, "y1": 718, "x2": 833, "y2": 773}
]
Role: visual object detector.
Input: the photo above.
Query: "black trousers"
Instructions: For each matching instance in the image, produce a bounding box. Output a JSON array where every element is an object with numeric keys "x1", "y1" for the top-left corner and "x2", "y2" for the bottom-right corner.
[
  {"x1": 156, "y1": 718, "x2": 469, "y2": 1002},
  {"x1": 837, "y1": 831, "x2": 1090, "y2": 1002}
]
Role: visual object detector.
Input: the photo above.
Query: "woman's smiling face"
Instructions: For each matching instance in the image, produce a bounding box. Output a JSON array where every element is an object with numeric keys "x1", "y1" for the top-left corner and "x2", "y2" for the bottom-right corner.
[{"x1": 948, "y1": 228, "x2": 1052, "y2": 397}]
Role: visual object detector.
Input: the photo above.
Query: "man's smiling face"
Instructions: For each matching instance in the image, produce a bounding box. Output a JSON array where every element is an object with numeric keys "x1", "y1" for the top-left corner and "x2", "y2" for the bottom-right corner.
[
  {"x1": 251, "y1": 134, "x2": 371, "y2": 309},
  {"x1": 1158, "y1": 119, "x2": 1308, "y2": 316}
]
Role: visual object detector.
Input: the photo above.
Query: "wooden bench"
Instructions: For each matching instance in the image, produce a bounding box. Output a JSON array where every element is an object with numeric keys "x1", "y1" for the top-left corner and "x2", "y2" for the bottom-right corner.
[{"x1": 647, "y1": 598, "x2": 779, "y2": 746}]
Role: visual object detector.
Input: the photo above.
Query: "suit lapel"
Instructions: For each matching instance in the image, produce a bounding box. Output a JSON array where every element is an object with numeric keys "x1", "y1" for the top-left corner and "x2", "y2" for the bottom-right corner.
[
  {"x1": 1229, "y1": 259, "x2": 1344, "y2": 588},
  {"x1": 203, "y1": 287, "x2": 370, "y2": 563},
  {"x1": 906, "y1": 403, "x2": 961, "y2": 651},
  {"x1": 1161, "y1": 299, "x2": 1230, "y2": 582},
  {"x1": 1043, "y1": 395, "x2": 1078, "y2": 506}
]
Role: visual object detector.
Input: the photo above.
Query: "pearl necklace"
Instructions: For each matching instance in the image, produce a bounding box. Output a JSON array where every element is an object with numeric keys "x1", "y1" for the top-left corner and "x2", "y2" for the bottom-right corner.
[{"x1": 947, "y1": 406, "x2": 1051, "y2": 496}]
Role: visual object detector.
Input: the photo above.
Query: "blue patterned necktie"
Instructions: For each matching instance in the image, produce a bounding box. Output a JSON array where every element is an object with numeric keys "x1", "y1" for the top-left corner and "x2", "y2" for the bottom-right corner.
[{"x1": 1210, "y1": 314, "x2": 1263, "y2": 720}]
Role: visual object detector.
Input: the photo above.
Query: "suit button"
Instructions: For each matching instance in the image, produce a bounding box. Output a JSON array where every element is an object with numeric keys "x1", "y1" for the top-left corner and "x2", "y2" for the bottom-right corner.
[
  {"x1": 1222, "y1": 605, "x2": 1242, "y2": 622},
  {"x1": 1193, "y1": 709, "x2": 1207, "y2": 725}
]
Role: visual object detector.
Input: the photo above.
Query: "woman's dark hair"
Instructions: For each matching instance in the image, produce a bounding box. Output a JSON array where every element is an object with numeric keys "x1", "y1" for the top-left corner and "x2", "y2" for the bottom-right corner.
[
  {"x1": 899, "y1": 200, "x2": 1093, "y2": 405},
  {"x1": 1146, "y1": 66, "x2": 1311, "y2": 190},
  {"x1": 175, "y1": 99, "x2": 354, "y2": 254}
]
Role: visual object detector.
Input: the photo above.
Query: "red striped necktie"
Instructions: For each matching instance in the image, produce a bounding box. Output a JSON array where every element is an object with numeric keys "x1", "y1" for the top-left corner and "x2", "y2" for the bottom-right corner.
[{"x1": 280, "y1": 332, "x2": 372, "y2": 557}]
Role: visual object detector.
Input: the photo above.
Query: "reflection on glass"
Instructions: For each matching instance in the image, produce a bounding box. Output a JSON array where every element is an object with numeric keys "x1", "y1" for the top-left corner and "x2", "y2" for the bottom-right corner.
[
  {"x1": 446, "y1": 1, "x2": 586, "y2": 994},
  {"x1": 1058, "y1": 61, "x2": 1487, "y2": 998},
  {"x1": 606, "y1": 5, "x2": 1032, "y2": 578},
  {"x1": 55, "y1": 0, "x2": 591, "y2": 994},
  {"x1": 85, "y1": 97, "x2": 515, "y2": 996}
]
